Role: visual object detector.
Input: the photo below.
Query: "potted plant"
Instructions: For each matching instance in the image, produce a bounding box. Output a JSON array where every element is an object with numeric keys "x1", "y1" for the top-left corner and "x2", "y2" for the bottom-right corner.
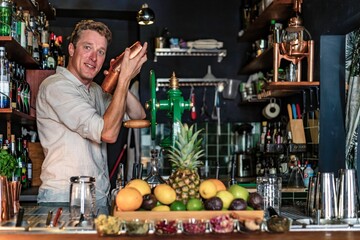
[{"x1": 0, "y1": 148, "x2": 17, "y2": 179}]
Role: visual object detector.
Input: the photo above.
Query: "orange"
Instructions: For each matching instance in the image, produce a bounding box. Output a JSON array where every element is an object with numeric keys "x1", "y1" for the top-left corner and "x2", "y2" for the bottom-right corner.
[
  {"x1": 125, "y1": 179, "x2": 151, "y2": 196},
  {"x1": 116, "y1": 187, "x2": 143, "y2": 211},
  {"x1": 208, "y1": 179, "x2": 227, "y2": 192}
]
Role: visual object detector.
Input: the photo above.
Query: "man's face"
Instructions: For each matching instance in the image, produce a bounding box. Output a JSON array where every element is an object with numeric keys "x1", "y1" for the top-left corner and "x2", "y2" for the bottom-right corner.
[{"x1": 67, "y1": 30, "x2": 107, "y2": 85}]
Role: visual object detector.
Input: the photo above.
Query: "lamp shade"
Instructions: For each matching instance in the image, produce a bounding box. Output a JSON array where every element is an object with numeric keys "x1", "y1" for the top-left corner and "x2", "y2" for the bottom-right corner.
[{"x1": 137, "y1": 3, "x2": 155, "y2": 25}]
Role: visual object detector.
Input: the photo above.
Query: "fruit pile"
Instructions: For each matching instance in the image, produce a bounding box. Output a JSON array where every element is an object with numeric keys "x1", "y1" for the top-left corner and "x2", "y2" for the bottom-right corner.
[{"x1": 115, "y1": 178, "x2": 263, "y2": 212}]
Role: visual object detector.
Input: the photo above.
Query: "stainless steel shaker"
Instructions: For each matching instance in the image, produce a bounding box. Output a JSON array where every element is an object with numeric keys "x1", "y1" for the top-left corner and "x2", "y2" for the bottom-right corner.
[
  {"x1": 337, "y1": 169, "x2": 359, "y2": 220},
  {"x1": 320, "y1": 172, "x2": 338, "y2": 220}
]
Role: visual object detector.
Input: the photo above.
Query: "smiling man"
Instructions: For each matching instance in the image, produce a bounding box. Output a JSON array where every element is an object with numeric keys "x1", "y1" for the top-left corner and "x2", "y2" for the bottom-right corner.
[{"x1": 36, "y1": 20, "x2": 147, "y2": 215}]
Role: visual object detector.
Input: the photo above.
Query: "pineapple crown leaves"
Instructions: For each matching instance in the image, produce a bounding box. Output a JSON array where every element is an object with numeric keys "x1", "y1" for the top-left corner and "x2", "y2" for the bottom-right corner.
[{"x1": 168, "y1": 123, "x2": 205, "y2": 170}]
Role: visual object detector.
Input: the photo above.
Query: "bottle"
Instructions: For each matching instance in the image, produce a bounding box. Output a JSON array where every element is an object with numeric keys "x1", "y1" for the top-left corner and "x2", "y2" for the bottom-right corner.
[
  {"x1": 23, "y1": 139, "x2": 32, "y2": 188},
  {"x1": 101, "y1": 41, "x2": 143, "y2": 94},
  {"x1": 303, "y1": 163, "x2": 314, "y2": 188},
  {"x1": 49, "y1": 31, "x2": 57, "y2": 68},
  {"x1": 55, "y1": 35, "x2": 65, "y2": 67},
  {"x1": 16, "y1": 137, "x2": 27, "y2": 188},
  {"x1": 16, "y1": 64, "x2": 23, "y2": 112},
  {"x1": 23, "y1": 10, "x2": 33, "y2": 55},
  {"x1": 0, "y1": 46, "x2": 10, "y2": 108},
  {"x1": 268, "y1": 19, "x2": 276, "y2": 48},
  {"x1": 0, "y1": 0, "x2": 13, "y2": 36},
  {"x1": 18, "y1": 7, "x2": 26, "y2": 49},
  {"x1": 20, "y1": 67, "x2": 30, "y2": 114}
]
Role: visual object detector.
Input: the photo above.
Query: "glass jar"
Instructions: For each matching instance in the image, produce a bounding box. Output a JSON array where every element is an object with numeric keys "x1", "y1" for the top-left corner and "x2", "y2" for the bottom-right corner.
[{"x1": 69, "y1": 176, "x2": 96, "y2": 221}]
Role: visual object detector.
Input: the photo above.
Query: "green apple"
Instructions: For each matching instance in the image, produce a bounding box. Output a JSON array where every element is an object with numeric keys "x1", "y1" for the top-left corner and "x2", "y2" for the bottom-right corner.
[
  {"x1": 228, "y1": 184, "x2": 249, "y2": 201},
  {"x1": 216, "y1": 190, "x2": 234, "y2": 209}
]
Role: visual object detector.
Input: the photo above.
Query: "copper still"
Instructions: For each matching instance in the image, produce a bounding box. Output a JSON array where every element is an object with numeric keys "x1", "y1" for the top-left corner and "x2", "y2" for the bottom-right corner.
[{"x1": 273, "y1": 0, "x2": 314, "y2": 82}]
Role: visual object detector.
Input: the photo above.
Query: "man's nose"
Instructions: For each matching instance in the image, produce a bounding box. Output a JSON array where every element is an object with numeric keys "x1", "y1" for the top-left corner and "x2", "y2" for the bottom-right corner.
[{"x1": 90, "y1": 51, "x2": 97, "y2": 62}]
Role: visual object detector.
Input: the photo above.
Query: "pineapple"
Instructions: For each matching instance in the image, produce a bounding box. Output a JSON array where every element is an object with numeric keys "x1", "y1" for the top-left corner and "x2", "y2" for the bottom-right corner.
[{"x1": 167, "y1": 123, "x2": 204, "y2": 204}]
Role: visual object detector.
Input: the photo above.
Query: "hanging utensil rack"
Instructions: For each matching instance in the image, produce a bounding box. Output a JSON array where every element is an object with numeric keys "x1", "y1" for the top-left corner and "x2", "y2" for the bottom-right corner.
[{"x1": 156, "y1": 78, "x2": 228, "y2": 88}]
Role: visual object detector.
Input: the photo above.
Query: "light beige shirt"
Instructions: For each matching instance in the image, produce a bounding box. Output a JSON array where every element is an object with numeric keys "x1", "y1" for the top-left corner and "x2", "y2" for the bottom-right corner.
[{"x1": 36, "y1": 67, "x2": 112, "y2": 207}]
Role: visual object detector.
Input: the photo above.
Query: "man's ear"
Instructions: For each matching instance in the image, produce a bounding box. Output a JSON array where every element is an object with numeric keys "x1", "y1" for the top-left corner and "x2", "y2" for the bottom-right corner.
[{"x1": 68, "y1": 43, "x2": 75, "y2": 57}]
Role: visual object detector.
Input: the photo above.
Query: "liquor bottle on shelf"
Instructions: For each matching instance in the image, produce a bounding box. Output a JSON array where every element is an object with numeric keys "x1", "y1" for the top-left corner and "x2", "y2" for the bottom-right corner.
[
  {"x1": 15, "y1": 137, "x2": 27, "y2": 189},
  {"x1": 23, "y1": 10, "x2": 33, "y2": 56},
  {"x1": 23, "y1": 139, "x2": 32, "y2": 188},
  {"x1": 18, "y1": 7, "x2": 26, "y2": 49},
  {"x1": 56, "y1": 35, "x2": 65, "y2": 67},
  {"x1": 41, "y1": 43, "x2": 55, "y2": 69},
  {"x1": 0, "y1": 0, "x2": 12, "y2": 36},
  {"x1": 49, "y1": 31, "x2": 57, "y2": 68},
  {"x1": 0, "y1": 46, "x2": 10, "y2": 109},
  {"x1": 20, "y1": 67, "x2": 30, "y2": 114},
  {"x1": 11, "y1": 2, "x2": 19, "y2": 41}
]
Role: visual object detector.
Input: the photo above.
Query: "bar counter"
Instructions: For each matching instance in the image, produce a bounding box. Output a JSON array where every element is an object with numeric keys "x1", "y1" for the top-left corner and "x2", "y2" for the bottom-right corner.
[
  {"x1": 0, "y1": 231, "x2": 359, "y2": 240},
  {"x1": 1, "y1": 205, "x2": 358, "y2": 239}
]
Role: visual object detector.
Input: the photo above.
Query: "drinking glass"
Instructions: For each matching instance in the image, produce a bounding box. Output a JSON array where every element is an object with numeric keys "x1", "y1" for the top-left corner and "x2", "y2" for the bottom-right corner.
[{"x1": 257, "y1": 175, "x2": 282, "y2": 218}]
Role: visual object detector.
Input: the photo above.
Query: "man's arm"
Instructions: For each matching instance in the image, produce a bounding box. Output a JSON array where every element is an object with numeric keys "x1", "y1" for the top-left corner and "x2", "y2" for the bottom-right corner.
[
  {"x1": 101, "y1": 42, "x2": 148, "y2": 143},
  {"x1": 126, "y1": 90, "x2": 146, "y2": 120}
]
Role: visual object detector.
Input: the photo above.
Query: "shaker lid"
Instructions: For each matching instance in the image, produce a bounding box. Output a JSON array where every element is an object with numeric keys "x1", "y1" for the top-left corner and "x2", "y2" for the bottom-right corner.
[{"x1": 70, "y1": 176, "x2": 95, "y2": 183}]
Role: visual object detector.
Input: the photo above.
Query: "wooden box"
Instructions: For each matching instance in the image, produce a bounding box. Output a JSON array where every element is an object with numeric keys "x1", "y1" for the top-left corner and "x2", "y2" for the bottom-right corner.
[
  {"x1": 28, "y1": 142, "x2": 45, "y2": 187},
  {"x1": 113, "y1": 210, "x2": 264, "y2": 221},
  {"x1": 26, "y1": 69, "x2": 56, "y2": 118}
]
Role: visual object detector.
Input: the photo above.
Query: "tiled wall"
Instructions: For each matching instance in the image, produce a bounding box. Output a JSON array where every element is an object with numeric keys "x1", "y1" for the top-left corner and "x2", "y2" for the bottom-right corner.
[{"x1": 140, "y1": 122, "x2": 261, "y2": 178}]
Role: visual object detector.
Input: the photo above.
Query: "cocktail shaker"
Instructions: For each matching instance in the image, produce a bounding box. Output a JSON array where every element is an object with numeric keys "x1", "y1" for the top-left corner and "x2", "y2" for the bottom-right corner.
[
  {"x1": 337, "y1": 169, "x2": 359, "y2": 220},
  {"x1": 101, "y1": 41, "x2": 143, "y2": 94}
]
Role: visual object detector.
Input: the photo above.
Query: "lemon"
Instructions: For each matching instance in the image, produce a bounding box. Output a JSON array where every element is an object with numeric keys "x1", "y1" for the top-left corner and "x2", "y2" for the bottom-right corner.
[
  {"x1": 216, "y1": 190, "x2": 235, "y2": 210},
  {"x1": 153, "y1": 184, "x2": 176, "y2": 205},
  {"x1": 125, "y1": 179, "x2": 151, "y2": 196},
  {"x1": 199, "y1": 180, "x2": 217, "y2": 199},
  {"x1": 151, "y1": 205, "x2": 171, "y2": 212}
]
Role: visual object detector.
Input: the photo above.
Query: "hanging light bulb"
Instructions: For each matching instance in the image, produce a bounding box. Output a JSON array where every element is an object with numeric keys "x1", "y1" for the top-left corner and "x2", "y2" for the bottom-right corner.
[{"x1": 137, "y1": 3, "x2": 155, "y2": 25}]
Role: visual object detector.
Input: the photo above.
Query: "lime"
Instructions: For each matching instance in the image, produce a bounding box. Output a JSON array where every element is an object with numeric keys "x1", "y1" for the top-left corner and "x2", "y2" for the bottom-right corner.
[
  {"x1": 170, "y1": 200, "x2": 186, "y2": 211},
  {"x1": 186, "y1": 198, "x2": 204, "y2": 211}
]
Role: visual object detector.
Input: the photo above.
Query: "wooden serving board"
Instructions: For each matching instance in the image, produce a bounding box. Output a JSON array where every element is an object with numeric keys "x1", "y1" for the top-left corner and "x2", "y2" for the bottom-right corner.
[{"x1": 113, "y1": 210, "x2": 264, "y2": 221}]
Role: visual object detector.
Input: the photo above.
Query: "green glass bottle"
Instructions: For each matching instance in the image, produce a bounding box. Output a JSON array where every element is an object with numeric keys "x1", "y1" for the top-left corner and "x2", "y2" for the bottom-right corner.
[{"x1": 16, "y1": 137, "x2": 27, "y2": 189}]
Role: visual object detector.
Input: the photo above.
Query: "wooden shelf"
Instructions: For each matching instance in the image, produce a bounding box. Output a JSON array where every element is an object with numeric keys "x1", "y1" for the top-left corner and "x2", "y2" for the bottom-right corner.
[
  {"x1": 0, "y1": 36, "x2": 39, "y2": 68},
  {"x1": 13, "y1": 0, "x2": 38, "y2": 15},
  {"x1": 0, "y1": 108, "x2": 36, "y2": 126},
  {"x1": 238, "y1": 0, "x2": 294, "y2": 42},
  {"x1": 241, "y1": 47, "x2": 273, "y2": 74},
  {"x1": 257, "y1": 81, "x2": 320, "y2": 98},
  {"x1": 13, "y1": 0, "x2": 56, "y2": 20},
  {"x1": 36, "y1": 0, "x2": 56, "y2": 20}
]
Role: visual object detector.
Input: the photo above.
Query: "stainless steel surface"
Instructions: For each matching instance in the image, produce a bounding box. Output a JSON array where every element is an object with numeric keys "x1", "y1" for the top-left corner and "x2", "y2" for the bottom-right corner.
[{"x1": 0, "y1": 206, "x2": 96, "y2": 233}]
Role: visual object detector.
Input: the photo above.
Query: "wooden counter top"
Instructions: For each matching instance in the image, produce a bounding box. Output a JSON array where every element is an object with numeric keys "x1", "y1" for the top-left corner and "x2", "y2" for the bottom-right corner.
[{"x1": 0, "y1": 231, "x2": 358, "y2": 240}]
